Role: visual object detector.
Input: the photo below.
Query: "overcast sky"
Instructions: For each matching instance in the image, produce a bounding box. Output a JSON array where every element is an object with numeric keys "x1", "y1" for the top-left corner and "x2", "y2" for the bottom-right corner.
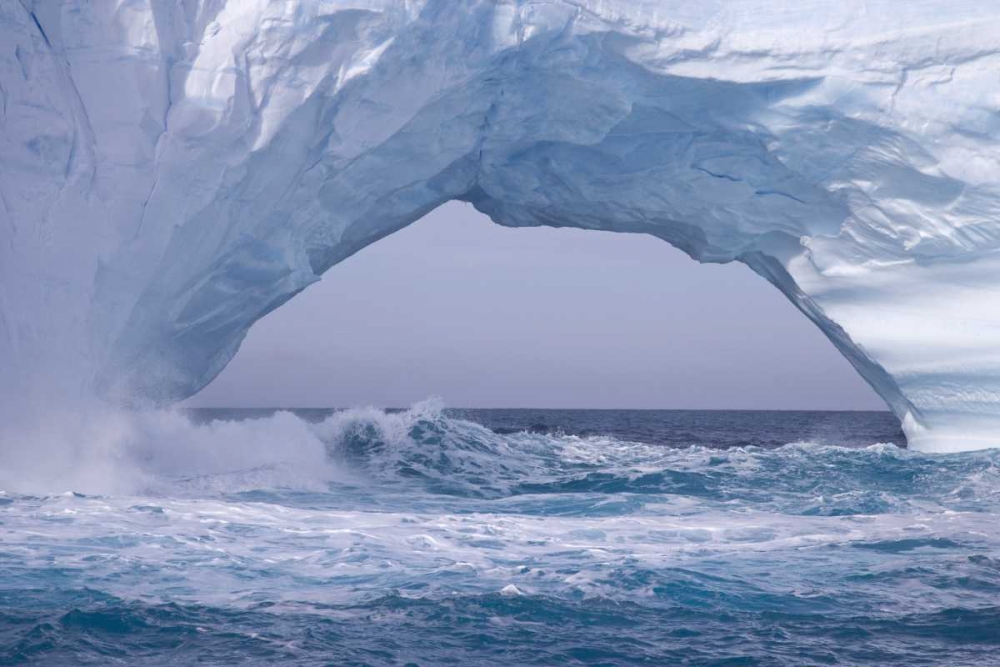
[{"x1": 185, "y1": 202, "x2": 885, "y2": 410}]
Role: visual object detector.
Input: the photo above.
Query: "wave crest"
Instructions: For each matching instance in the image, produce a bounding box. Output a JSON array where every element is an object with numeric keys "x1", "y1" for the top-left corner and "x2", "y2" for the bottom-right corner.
[{"x1": 3, "y1": 401, "x2": 996, "y2": 510}]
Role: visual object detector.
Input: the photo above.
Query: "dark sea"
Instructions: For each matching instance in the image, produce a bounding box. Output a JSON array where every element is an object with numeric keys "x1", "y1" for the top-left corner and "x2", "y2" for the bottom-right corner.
[{"x1": 3, "y1": 404, "x2": 1000, "y2": 666}]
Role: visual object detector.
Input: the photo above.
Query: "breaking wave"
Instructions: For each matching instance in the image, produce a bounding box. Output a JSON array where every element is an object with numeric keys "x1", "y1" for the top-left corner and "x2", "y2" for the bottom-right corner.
[
  {"x1": 3, "y1": 402, "x2": 1000, "y2": 665},
  {"x1": 2, "y1": 400, "x2": 998, "y2": 510}
]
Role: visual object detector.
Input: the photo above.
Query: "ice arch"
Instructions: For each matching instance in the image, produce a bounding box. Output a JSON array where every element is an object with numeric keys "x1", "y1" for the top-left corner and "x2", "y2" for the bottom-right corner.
[{"x1": 2, "y1": 1, "x2": 1000, "y2": 451}]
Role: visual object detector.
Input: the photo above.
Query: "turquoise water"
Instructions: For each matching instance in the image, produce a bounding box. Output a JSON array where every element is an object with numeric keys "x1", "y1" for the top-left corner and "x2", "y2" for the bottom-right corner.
[{"x1": 2, "y1": 404, "x2": 999, "y2": 665}]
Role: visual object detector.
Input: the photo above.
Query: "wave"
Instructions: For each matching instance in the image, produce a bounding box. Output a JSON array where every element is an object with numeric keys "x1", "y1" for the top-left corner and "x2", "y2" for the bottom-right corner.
[
  {"x1": 3, "y1": 403, "x2": 998, "y2": 667},
  {"x1": 2, "y1": 400, "x2": 998, "y2": 510},
  {"x1": 313, "y1": 401, "x2": 1000, "y2": 514},
  {"x1": 9, "y1": 589, "x2": 1000, "y2": 667},
  {"x1": 0, "y1": 407, "x2": 340, "y2": 496}
]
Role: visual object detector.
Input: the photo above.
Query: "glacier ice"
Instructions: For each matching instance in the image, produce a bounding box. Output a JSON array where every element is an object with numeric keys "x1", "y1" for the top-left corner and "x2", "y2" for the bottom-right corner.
[{"x1": 2, "y1": 0, "x2": 1000, "y2": 451}]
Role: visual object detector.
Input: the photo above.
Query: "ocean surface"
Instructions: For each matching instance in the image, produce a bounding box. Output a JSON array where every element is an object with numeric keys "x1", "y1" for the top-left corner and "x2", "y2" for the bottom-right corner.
[{"x1": 2, "y1": 404, "x2": 1000, "y2": 666}]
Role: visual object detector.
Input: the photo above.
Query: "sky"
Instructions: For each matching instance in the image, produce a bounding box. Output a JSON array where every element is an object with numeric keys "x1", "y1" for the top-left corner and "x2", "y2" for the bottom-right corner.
[{"x1": 185, "y1": 202, "x2": 885, "y2": 410}]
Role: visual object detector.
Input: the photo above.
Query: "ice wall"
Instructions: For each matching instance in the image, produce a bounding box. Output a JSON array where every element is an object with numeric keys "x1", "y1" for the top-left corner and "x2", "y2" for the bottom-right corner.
[{"x1": 2, "y1": 0, "x2": 1000, "y2": 451}]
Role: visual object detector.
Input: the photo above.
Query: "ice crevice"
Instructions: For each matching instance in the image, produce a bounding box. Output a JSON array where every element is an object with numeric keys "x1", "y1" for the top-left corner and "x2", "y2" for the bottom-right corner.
[{"x1": 2, "y1": 1, "x2": 1000, "y2": 452}]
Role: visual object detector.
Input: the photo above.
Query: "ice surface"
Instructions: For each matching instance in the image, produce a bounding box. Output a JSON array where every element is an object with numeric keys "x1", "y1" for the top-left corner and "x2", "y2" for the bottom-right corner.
[{"x1": 2, "y1": 1, "x2": 1000, "y2": 451}]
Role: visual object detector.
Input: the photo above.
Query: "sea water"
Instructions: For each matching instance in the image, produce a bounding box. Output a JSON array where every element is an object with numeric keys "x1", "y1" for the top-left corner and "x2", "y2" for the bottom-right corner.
[{"x1": 1, "y1": 403, "x2": 999, "y2": 665}]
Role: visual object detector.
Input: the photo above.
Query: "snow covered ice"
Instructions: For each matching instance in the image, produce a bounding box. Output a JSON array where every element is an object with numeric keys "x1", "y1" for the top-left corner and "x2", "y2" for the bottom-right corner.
[{"x1": 2, "y1": 1, "x2": 1000, "y2": 451}]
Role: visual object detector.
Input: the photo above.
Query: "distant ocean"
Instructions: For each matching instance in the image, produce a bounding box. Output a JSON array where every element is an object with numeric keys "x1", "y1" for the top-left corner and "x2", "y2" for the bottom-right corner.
[{"x1": 3, "y1": 404, "x2": 999, "y2": 666}]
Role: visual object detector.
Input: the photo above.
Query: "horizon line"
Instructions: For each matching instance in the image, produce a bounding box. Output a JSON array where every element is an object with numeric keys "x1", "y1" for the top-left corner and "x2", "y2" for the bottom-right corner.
[{"x1": 182, "y1": 405, "x2": 893, "y2": 413}]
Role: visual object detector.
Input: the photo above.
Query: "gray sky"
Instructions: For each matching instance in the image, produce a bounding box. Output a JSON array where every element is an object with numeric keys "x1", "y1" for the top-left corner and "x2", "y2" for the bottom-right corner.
[{"x1": 185, "y1": 202, "x2": 885, "y2": 410}]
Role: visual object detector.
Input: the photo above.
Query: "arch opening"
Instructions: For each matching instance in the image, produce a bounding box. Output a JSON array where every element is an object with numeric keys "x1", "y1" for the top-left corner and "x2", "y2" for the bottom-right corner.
[{"x1": 184, "y1": 202, "x2": 886, "y2": 414}]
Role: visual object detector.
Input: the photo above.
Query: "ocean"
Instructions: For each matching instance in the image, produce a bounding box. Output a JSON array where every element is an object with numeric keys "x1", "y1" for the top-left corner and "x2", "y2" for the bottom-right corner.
[{"x1": 2, "y1": 403, "x2": 999, "y2": 666}]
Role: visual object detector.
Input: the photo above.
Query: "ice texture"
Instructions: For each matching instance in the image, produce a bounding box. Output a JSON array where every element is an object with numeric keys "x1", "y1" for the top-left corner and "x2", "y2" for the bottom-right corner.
[{"x1": 2, "y1": 1, "x2": 999, "y2": 451}]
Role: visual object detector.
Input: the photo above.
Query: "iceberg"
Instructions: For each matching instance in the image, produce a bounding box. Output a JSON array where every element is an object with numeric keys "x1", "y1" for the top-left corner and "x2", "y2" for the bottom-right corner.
[{"x1": 2, "y1": 0, "x2": 999, "y2": 451}]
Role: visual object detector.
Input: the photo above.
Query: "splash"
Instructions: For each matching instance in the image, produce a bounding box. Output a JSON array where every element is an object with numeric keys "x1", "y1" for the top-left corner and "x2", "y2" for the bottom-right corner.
[
  {"x1": 2, "y1": 407, "x2": 1000, "y2": 664},
  {"x1": 0, "y1": 407, "x2": 338, "y2": 496},
  {"x1": 1, "y1": 399, "x2": 986, "y2": 503}
]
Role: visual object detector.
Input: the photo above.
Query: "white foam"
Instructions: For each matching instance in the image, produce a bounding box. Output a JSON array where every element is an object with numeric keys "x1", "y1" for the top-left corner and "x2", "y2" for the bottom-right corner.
[{"x1": 0, "y1": 407, "x2": 341, "y2": 496}]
